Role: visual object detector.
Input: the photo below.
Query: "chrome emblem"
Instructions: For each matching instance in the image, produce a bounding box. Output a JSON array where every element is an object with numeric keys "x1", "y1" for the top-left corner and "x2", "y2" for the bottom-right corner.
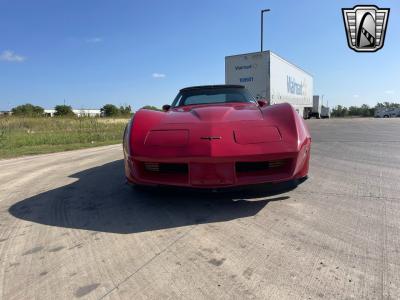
[{"x1": 342, "y1": 5, "x2": 390, "y2": 52}]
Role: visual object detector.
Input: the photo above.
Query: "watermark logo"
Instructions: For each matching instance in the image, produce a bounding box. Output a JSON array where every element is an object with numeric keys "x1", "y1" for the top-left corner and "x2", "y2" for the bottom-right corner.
[{"x1": 342, "y1": 5, "x2": 390, "y2": 52}]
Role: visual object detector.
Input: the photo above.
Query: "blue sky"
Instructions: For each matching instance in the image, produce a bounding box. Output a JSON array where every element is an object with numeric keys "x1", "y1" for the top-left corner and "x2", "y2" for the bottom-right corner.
[{"x1": 1, "y1": 0, "x2": 399, "y2": 111}]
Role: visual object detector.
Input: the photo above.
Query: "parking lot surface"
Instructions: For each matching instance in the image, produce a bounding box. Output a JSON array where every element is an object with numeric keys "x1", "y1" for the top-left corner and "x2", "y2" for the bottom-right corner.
[{"x1": 1, "y1": 118, "x2": 400, "y2": 299}]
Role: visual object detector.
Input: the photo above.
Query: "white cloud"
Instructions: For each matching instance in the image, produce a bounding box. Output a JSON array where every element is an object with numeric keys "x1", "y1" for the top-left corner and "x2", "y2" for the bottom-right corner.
[
  {"x1": 0, "y1": 50, "x2": 26, "y2": 62},
  {"x1": 385, "y1": 90, "x2": 395, "y2": 94},
  {"x1": 85, "y1": 37, "x2": 103, "y2": 43},
  {"x1": 152, "y1": 73, "x2": 166, "y2": 78},
  {"x1": 353, "y1": 94, "x2": 360, "y2": 98}
]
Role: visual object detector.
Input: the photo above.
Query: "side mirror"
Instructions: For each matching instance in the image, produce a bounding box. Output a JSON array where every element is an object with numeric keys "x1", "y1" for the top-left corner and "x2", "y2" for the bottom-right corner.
[
  {"x1": 257, "y1": 99, "x2": 268, "y2": 107},
  {"x1": 162, "y1": 104, "x2": 171, "y2": 112}
]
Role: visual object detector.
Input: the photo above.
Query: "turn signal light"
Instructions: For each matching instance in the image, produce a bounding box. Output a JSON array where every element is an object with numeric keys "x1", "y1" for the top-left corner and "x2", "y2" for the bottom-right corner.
[
  {"x1": 144, "y1": 162, "x2": 160, "y2": 172},
  {"x1": 268, "y1": 160, "x2": 285, "y2": 168}
]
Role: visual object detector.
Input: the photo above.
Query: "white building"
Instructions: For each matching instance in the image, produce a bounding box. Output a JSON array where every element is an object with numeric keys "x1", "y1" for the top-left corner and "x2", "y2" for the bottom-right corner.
[{"x1": 44, "y1": 109, "x2": 101, "y2": 117}]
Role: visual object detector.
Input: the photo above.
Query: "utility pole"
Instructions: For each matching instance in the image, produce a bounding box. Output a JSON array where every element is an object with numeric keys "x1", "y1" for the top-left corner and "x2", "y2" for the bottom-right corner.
[{"x1": 261, "y1": 9, "x2": 271, "y2": 52}]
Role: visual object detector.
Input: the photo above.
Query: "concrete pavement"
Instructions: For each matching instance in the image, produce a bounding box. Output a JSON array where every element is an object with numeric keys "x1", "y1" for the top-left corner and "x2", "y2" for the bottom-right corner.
[{"x1": 0, "y1": 118, "x2": 399, "y2": 299}]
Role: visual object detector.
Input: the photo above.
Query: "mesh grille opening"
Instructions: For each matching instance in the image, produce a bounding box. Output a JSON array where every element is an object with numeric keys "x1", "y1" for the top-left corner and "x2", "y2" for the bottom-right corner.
[
  {"x1": 144, "y1": 162, "x2": 188, "y2": 174},
  {"x1": 235, "y1": 160, "x2": 287, "y2": 173}
]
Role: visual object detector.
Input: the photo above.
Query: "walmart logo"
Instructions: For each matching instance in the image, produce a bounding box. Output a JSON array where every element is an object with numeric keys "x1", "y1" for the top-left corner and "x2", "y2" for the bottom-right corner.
[
  {"x1": 287, "y1": 76, "x2": 303, "y2": 95},
  {"x1": 235, "y1": 65, "x2": 252, "y2": 71}
]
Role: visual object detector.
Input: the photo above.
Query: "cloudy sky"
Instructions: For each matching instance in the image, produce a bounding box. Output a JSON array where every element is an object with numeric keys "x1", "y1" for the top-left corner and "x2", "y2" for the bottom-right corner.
[{"x1": 1, "y1": 0, "x2": 399, "y2": 110}]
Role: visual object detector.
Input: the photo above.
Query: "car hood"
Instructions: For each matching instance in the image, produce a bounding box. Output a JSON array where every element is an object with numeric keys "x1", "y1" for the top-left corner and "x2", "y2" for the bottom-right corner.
[
  {"x1": 130, "y1": 102, "x2": 303, "y2": 159},
  {"x1": 161, "y1": 103, "x2": 263, "y2": 123}
]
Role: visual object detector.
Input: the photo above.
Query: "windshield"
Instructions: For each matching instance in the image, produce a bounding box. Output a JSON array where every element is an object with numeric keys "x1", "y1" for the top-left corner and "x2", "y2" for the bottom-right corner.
[{"x1": 172, "y1": 88, "x2": 256, "y2": 107}]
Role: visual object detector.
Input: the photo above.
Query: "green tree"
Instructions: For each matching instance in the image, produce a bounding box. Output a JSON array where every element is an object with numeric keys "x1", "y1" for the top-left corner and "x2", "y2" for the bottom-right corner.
[
  {"x1": 142, "y1": 105, "x2": 161, "y2": 111},
  {"x1": 54, "y1": 105, "x2": 75, "y2": 117},
  {"x1": 368, "y1": 107, "x2": 375, "y2": 117},
  {"x1": 119, "y1": 105, "x2": 132, "y2": 117},
  {"x1": 101, "y1": 104, "x2": 120, "y2": 117},
  {"x1": 11, "y1": 103, "x2": 44, "y2": 117},
  {"x1": 331, "y1": 105, "x2": 348, "y2": 117},
  {"x1": 388, "y1": 102, "x2": 400, "y2": 109},
  {"x1": 348, "y1": 106, "x2": 360, "y2": 116},
  {"x1": 359, "y1": 104, "x2": 373, "y2": 117}
]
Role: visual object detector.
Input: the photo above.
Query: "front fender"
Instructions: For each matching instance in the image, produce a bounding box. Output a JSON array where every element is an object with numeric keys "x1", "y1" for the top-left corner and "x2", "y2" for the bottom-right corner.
[
  {"x1": 129, "y1": 109, "x2": 166, "y2": 157},
  {"x1": 260, "y1": 103, "x2": 311, "y2": 176}
]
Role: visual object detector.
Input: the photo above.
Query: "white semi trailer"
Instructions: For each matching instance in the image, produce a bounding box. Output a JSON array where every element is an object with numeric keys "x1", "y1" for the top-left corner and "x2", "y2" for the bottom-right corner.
[
  {"x1": 225, "y1": 51, "x2": 313, "y2": 118},
  {"x1": 310, "y1": 95, "x2": 330, "y2": 119}
]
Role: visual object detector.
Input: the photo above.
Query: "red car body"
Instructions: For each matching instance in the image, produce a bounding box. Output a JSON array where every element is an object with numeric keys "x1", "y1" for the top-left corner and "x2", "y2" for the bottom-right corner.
[{"x1": 123, "y1": 85, "x2": 311, "y2": 189}]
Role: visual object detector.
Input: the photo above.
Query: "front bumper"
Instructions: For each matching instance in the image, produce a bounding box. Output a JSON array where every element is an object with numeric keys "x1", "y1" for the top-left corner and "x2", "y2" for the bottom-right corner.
[{"x1": 125, "y1": 150, "x2": 308, "y2": 189}]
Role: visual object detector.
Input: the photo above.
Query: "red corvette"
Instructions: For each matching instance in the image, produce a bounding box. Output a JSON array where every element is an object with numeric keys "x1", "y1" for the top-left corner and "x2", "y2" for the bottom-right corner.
[{"x1": 123, "y1": 85, "x2": 311, "y2": 189}]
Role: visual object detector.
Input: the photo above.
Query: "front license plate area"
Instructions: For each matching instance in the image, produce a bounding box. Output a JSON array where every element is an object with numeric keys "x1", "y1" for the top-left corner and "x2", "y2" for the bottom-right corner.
[{"x1": 190, "y1": 163, "x2": 234, "y2": 186}]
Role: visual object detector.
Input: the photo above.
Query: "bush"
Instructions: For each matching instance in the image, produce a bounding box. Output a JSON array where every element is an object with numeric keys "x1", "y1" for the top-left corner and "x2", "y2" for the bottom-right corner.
[
  {"x1": 54, "y1": 105, "x2": 75, "y2": 117},
  {"x1": 331, "y1": 103, "x2": 394, "y2": 117},
  {"x1": 101, "y1": 104, "x2": 120, "y2": 117},
  {"x1": 331, "y1": 105, "x2": 348, "y2": 117},
  {"x1": 11, "y1": 104, "x2": 44, "y2": 117},
  {"x1": 119, "y1": 105, "x2": 132, "y2": 117},
  {"x1": 101, "y1": 104, "x2": 132, "y2": 117}
]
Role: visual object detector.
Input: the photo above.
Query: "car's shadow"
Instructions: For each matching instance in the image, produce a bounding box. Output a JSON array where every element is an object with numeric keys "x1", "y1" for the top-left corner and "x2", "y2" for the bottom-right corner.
[{"x1": 9, "y1": 160, "x2": 299, "y2": 234}]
